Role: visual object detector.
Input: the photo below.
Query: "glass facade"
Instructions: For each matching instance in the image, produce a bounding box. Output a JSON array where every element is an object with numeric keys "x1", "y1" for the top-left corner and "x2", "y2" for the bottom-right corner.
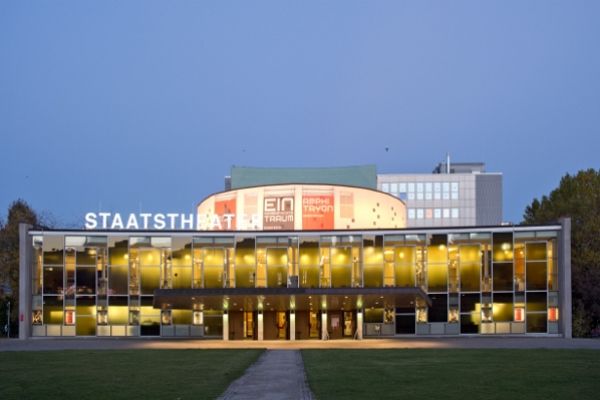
[{"x1": 27, "y1": 227, "x2": 564, "y2": 339}]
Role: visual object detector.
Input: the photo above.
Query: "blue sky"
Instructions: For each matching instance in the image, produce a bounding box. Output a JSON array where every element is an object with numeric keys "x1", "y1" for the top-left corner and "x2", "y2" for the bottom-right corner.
[{"x1": 1, "y1": 1, "x2": 599, "y2": 226}]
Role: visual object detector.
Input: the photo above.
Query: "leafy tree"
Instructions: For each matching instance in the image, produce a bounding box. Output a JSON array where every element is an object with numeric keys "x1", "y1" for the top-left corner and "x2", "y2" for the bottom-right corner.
[
  {"x1": 523, "y1": 169, "x2": 600, "y2": 337},
  {"x1": 0, "y1": 199, "x2": 39, "y2": 337}
]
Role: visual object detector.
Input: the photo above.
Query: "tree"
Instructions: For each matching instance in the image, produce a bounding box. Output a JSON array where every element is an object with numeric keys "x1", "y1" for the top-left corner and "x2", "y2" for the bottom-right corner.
[
  {"x1": 0, "y1": 199, "x2": 39, "y2": 337},
  {"x1": 523, "y1": 169, "x2": 600, "y2": 337}
]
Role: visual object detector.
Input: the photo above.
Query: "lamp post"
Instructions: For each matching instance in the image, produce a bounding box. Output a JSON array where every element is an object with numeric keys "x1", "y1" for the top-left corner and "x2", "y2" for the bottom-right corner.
[{"x1": 6, "y1": 301, "x2": 10, "y2": 338}]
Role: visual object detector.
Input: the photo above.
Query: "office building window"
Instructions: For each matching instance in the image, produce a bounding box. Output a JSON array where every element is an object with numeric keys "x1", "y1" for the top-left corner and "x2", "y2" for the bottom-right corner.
[
  {"x1": 434, "y1": 183, "x2": 441, "y2": 200},
  {"x1": 416, "y1": 209, "x2": 424, "y2": 219},
  {"x1": 451, "y1": 182, "x2": 459, "y2": 200},
  {"x1": 425, "y1": 209, "x2": 433, "y2": 219},
  {"x1": 408, "y1": 183, "x2": 415, "y2": 200},
  {"x1": 451, "y1": 208, "x2": 459, "y2": 219},
  {"x1": 443, "y1": 208, "x2": 450, "y2": 218},
  {"x1": 399, "y1": 183, "x2": 407, "y2": 193},
  {"x1": 382, "y1": 183, "x2": 390, "y2": 193},
  {"x1": 425, "y1": 183, "x2": 432, "y2": 200},
  {"x1": 434, "y1": 208, "x2": 441, "y2": 219},
  {"x1": 408, "y1": 209, "x2": 415, "y2": 219},
  {"x1": 390, "y1": 183, "x2": 398, "y2": 194},
  {"x1": 442, "y1": 182, "x2": 450, "y2": 200},
  {"x1": 416, "y1": 183, "x2": 424, "y2": 200}
]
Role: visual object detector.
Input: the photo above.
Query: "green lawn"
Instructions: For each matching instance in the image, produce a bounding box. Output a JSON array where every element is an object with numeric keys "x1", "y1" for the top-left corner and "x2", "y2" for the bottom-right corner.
[
  {"x1": 0, "y1": 349, "x2": 263, "y2": 400},
  {"x1": 302, "y1": 349, "x2": 600, "y2": 400}
]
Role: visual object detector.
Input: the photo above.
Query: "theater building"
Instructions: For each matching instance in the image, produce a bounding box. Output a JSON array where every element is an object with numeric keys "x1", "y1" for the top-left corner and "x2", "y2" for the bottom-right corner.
[{"x1": 18, "y1": 183, "x2": 572, "y2": 340}]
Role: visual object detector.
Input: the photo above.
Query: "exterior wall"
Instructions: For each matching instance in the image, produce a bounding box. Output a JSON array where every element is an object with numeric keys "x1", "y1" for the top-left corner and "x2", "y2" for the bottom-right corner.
[
  {"x1": 19, "y1": 223, "x2": 33, "y2": 339},
  {"x1": 21, "y1": 225, "x2": 569, "y2": 339},
  {"x1": 196, "y1": 183, "x2": 406, "y2": 231},
  {"x1": 475, "y1": 174, "x2": 503, "y2": 225}
]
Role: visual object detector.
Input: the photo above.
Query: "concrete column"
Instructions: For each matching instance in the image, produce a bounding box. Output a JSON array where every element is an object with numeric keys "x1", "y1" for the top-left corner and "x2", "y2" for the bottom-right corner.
[
  {"x1": 559, "y1": 218, "x2": 572, "y2": 338},
  {"x1": 19, "y1": 223, "x2": 32, "y2": 340},
  {"x1": 289, "y1": 311, "x2": 295, "y2": 341},
  {"x1": 222, "y1": 312, "x2": 229, "y2": 341},
  {"x1": 356, "y1": 310, "x2": 363, "y2": 340},
  {"x1": 321, "y1": 312, "x2": 328, "y2": 340},
  {"x1": 257, "y1": 312, "x2": 264, "y2": 340}
]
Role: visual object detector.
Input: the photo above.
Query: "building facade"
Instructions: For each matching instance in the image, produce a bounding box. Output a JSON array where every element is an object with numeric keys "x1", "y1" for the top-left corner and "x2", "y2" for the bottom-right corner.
[
  {"x1": 377, "y1": 162, "x2": 502, "y2": 228},
  {"x1": 18, "y1": 183, "x2": 570, "y2": 340}
]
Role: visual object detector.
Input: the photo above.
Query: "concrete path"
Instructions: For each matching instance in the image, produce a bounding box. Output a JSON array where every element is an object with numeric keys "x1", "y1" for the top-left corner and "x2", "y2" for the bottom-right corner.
[
  {"x1": 2, "y1": 337, "x2": 600, "y2": 352},
  {"x1": 217, "y1": 350, "x2": 314, "y2": 400}
]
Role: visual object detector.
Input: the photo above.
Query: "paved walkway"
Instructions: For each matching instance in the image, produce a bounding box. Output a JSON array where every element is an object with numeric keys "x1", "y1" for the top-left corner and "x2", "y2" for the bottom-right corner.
[
  {"x1": 2, "y1": 337, "x2": 600, "y2": 351},
  {"x1": 217, "y1": 350, "x2": 314, "y2": 400}
]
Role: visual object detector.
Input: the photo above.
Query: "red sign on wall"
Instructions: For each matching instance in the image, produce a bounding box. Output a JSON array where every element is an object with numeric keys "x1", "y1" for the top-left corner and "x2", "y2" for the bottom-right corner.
[
  {"x1": 214, "y1": 198, "x2": 236, "y2": 230},
  {"x1": 302, "y1": 194, "x2": 334, "y2": 230}
]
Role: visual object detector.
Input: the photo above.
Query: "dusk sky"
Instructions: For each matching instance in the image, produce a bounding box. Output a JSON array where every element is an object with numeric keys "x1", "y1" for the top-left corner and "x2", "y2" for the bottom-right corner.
[{"x1": 1, "y1": 1, "x2": 599, "y2": 227}]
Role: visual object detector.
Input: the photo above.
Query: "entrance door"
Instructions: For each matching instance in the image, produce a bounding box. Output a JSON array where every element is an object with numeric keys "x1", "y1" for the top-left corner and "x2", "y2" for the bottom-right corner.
[
  {"x1": 276, "y1": 311, "x2": 287, "y2": 339},
  {"x1": 328, "y1": 311, "x2": 343, "y2": 339},
  {"x1": 309, "y1": 312, "x2": 320, "y2": 338},
  {"x1": 243, "y1": 311, "x2": 255, "y2": 339},
  {"x1": 343, "y1": 311, "x2": 355, "y2": 337}
]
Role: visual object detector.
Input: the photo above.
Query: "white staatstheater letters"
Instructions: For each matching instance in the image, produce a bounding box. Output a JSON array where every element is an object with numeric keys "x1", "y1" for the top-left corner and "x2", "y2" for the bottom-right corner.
[{"x1": 84, "y1": 212, "x2": 243, "y2": 231}]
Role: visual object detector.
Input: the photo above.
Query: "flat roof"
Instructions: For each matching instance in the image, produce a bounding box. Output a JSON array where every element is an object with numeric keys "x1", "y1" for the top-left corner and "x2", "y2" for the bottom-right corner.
[
  {"x1": 28, "y1": 223, "x2": 563, "y2": 237},
  {"x1": 230, "y1": 165, "x2": 377, "y2": 190}
]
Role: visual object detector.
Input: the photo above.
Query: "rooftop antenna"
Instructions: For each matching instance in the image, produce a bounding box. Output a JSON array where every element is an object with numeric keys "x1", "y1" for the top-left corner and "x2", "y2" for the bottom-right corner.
[{"x1": 446, "y1": 153, "x2": 451, "y2": 174}]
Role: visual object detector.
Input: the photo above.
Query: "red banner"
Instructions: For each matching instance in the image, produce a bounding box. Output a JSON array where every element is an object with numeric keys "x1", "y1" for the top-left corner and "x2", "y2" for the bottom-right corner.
[
  {"x1": 302, "y1": 194, "x2": 334, "y2": 230},
  {"x1": 214, "y1": 198, "x2": 236, "y2": 230}
]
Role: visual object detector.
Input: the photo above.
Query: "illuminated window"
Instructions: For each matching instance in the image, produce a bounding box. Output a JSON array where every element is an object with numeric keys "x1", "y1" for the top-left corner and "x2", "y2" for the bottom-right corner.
[
  {"x1": 514, "y1": 307, "x2": 525, "y2": 322},
  {"x1": 193, "y1": 311, "x2": 203, "y2": 325},
  {"x1": 548, "y1": 307, "x2": 559, "y2": 321},
  {"x1": 65, "y1": 310, "x2": 75, "y2": 325},
  {"x1": 425, "y1": 209, "x2": 433, "y2": 219}
]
